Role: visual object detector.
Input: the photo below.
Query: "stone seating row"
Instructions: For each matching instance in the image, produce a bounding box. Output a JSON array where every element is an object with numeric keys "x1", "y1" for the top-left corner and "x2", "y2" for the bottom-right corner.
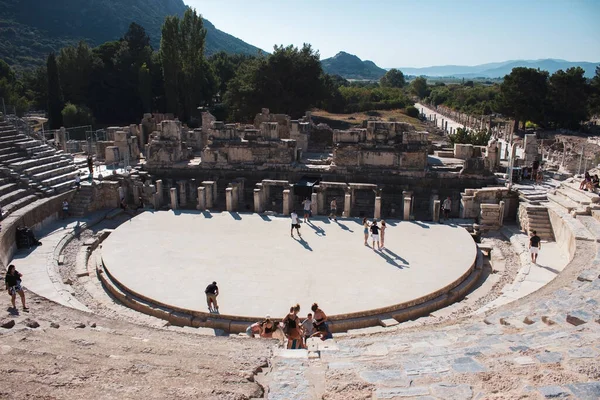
[{"x1": 0, "y1": 118, "x2": 80, "y2": 204}]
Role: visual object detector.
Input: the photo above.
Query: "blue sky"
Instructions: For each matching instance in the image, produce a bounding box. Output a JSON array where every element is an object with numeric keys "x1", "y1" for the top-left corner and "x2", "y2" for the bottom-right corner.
[{"x1": 185, "y1": 0, "x2": 599, "y2": 68}]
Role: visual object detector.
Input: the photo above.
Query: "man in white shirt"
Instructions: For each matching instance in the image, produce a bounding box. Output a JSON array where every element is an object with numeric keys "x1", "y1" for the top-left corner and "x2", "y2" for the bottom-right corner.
[
  {"x1": 290, "y1": 211, "x2": 301, "y2": 238},
  {"x1": 302, "y1": 197, "x2": 312, "y2": 222},
  {"x1": 442, "y1": 197, "x2": 451, "y2": 221}
]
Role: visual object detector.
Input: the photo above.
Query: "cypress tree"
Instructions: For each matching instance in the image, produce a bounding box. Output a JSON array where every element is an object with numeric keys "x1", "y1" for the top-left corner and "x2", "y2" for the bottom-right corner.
[{"x1": 47, "y1": 53, "x2": 64, "y2": 129}]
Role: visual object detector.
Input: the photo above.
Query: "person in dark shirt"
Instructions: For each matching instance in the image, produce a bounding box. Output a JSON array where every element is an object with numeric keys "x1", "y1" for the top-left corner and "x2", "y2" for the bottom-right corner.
[
  {"x1": 205, "y1": 281, "x2": 219, "y2": 312},
  {"x1": 529, "y1": 230, "x2": 541, "y2": 264},
  {"x1": 370, "y1": 220, "x2": 381, "y2": 250},
  {"x1": 5, "y1": 264, "x2": 28, "y2": 311}
]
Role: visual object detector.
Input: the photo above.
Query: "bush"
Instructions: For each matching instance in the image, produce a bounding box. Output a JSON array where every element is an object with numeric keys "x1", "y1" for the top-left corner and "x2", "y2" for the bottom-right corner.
[
  {"x1": 61, "y1": 102, "x2": 93, "y2": 127},
  {"x1": 448, "y1": 128, "x2": 491, "y2": 146},
  {"x1": 405, "y1": 105, "x2": 419, "y2": 118}
]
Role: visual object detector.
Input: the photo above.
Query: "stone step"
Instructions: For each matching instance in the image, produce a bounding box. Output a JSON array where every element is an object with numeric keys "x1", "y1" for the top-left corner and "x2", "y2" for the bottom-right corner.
[
  {"x1": 0, "y1": 188, "x2": 29, "y2": 207},
  {"x1": 14, "y1": 139, "x2": 43, "y2": 149},
  {"x1": 31, "y1": 165, "x2": 77, "y2": 181},
  {"x1": 0, "y1": 156, "x2": 27, "y2": 165},
  {"x1": 556, "y1": 186, "x2": 594, "y2": 205},
  {"x1": 50, "y1": 179, "x2": 77, "y2": 194},
  {"x1": 0, "y1": 134, "x2": 24, "y2": 142},
  {"x1": 0, "y1": 130, "x2": 18, "y2": 137},
  {"x1": 22, "y1": 159, "x2": 73, "y2": 176},
  {"x1": 1, "y1": 194, "x2": 38, "y2": 217},
  {"x1": 25, "y1": 145, "x2": 52, "y2": 155},
  {"x1": 40, "y1": 170, "x2": 79, "y2": 187},
  {"x1": 547, "y1": 193, "x2": 580, "y2": 213},
  {"x1": 33, "y1": 149, "x2": 59, "y2": 158},
  {"x1": 576, "y1": 215, "x2": 600, "y2": 242},
  {"x1": 0, "y1": 183, "x2": 18, "y2": 197},
  {"x1": 562, "y1": 180, "x2": 600, "y2": 202},
  {"x1": 0, "y1": 147, "x2": 16, "y2": 156},
  {"x1": 0, "y1": 152, "x2": 24, "y2": 162},
  {"x1": 9, "y1": 155, "x2": 65, "y2": 170},
  {"x1": 593, "y1": 209, "x2": 600, "y2": 223}
]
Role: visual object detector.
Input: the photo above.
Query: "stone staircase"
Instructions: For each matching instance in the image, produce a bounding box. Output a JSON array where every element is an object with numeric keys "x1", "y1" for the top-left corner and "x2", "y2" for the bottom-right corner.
[
  {"x1": 69, "y1": 184, "x2": 94, "y2": 217},
  {"x1": 0, "y1": 116, "x2": 79, "y2": 197},
  {"x1": 522, "y1": 204, "x2": 555, "y2": 240}
]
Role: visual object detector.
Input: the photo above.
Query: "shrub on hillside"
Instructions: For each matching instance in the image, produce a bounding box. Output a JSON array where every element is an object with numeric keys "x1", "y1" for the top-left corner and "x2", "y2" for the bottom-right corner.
[{"x1": 405, "y1": 106, "x2": 419, "y2": 118}]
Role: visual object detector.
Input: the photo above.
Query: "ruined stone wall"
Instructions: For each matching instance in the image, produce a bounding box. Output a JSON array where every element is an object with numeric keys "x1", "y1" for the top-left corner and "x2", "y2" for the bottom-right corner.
[
  {"x1": 145, "y1": 166, "x2": 496, "y2": 219},
  {"x1": 201, "y1": 141, "x2": 296, "y2": 165},
  {"x1": 253, "y1": 108, "x2": 291, "y2": 139}
]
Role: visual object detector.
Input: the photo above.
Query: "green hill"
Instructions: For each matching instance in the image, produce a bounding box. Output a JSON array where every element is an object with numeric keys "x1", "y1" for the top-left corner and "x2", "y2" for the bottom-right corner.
[
  {"x1": 0, "y1": 0, "x2": 263, "y2": 70},
  {"x1": 321, "y1": 51, "x2": 387, "y2": 80}
]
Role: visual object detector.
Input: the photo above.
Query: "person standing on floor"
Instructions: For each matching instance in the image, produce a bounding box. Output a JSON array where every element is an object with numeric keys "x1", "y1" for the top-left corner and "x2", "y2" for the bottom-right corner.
[
  {"x1": 290, "y1": 211, "x2": 302, "y2": 238},
  {"x1": 362, "y1": 217, "x2": 370, "y2": 246},
  {"x1": 302, "y1": 197, "x2": 312, "y2": 222},
  {"x1": 329, "y1": 198, "x2": 337, "y2": 221},
  {"x1": 380, "y1": 220, "x2": 387, "y2": 250},
  {"x1": 5, "y1": 264, "x2": 28, "y2": 311},
  {"x1": 442, "y1": 197, "x2": 451, "y2": 221},
  {"x1": 74, "y1": 174, "x2": 81, "y2": 191},
  {"x1": 87, "y1": 154, "x2": 94, "y2": 175},
  {"x1": 283, "y1": 304, "x2": 303, "y2": 349},
  {"x1": 370, "y1": 219, "x2": 381, "y2": 250},
  {"x1": 529, "y1": 230, "x2": 541, "y2": 264},
  {"x1": 205, "y1": 281, "x2": 219, "y2": 312},
  {"x1": 62, "y1": 200, "x2": 69, "y2": 219}
]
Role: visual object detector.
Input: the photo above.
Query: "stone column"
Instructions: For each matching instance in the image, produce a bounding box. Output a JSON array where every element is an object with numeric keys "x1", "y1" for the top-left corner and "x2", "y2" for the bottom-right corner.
[
  {"x1": 374, "y1": 196, "x2": 381, "y2": 219},
  {"x1": 263, "y1": 185, "x2": 271, "y2": 209},
  {"x1": 433, "y1": 200, "x2": 441, "y2": 223},
  {"x1": 311, "y1": 192, "x2": 318, "y2": 216},
  {"x1": 441, "y1": 118, "x2": 444, "y2": 130},
  {"x1": 460, "y1": 194, "x2": 475, "y2": 218},
  {"x1": 344, "y1": 193, "x2": 352, "y2": 218},
  {"x1": 197, "y1": 186, "x2": 206, "y2": 210},
  {"x1": 254, "y1": 189, "x2": 263, "y2": 213},
  {"x1": 402, "y1": 191, "x2": 412, "y2": 221},
  {"x1": 498, "y1": 200, "x2": 505, "y2": 227},
  {"x1": 282, "y1": 189, "x2": 291, "y2": 215},
  {"x1": 445, "y1": 121, "x2": 448, "y2": 132},
  {"x1": 226, "y1": 187, "x2": 234, "y2": 212},
  {"x1": 170, "y1": 188, "x2": 178, "y2": 210},
  {"x1": 232, "y1": 185, "x2": 239, "y2": 210},
  {"x1": 152, "y1": 192, "x2": 160, "y2": 210},
  {"x1": 202, "y1": 181, "x2": 214, "y2": 208},
  {"x1": 316, "y1": 187, "x2": 325, "y2": 215},
  {"x1": 178, "y1": 180, "x2": 187, "y2": 207},
  {"x1": 155, "y1": 180, "x2": 163, "y2": 207}
]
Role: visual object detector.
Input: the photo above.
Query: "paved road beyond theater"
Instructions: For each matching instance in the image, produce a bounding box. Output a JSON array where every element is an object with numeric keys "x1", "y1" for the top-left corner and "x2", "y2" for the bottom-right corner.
[{"x1": 101, "y1": 211, "x2": 476, "y2": 319}]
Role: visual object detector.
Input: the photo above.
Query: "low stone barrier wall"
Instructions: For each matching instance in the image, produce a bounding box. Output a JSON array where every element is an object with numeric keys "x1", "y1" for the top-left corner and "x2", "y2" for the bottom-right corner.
[{"x1": 0, "y1": 191, "x2": 74, "y2": 269}]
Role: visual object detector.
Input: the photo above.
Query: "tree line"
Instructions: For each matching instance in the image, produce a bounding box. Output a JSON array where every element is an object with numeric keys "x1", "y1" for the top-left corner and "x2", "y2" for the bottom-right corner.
[
  {"x1": 414, "y1": 67, "x2": 600, "y2": 131},
  {"x1": 2, "y1": 8, "x2": 598, "y2": 132},
  {"x1": 1, "y1": 9, "x2": 416, "y2": 129}
]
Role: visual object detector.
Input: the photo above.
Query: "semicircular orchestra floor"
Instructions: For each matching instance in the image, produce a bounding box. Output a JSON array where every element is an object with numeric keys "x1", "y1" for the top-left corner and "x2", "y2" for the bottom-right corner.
[{"x1": 101, "y1": 211, "x2": 477, "y2": 321}]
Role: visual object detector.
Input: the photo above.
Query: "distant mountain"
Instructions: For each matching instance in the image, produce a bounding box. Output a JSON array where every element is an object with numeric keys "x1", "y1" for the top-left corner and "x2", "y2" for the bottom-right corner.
[
  {"x1": 396, "y1": 59, "x2": 599, "y2": 78},
  {"x1": 321, "y1": 52, "x2": 387, "y2": 80},
  {"x1": 0, "y1": 0, "x2": 263, "y2": 70}
]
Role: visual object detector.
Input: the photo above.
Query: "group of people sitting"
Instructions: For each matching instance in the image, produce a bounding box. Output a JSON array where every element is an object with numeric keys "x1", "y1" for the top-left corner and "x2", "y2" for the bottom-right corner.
[
  {"x1": 579, "y1": 171, "x2": 600, "y2": 192},
  {"x1": 246, "y1": 303, "x2": 332, "y2": 349}
]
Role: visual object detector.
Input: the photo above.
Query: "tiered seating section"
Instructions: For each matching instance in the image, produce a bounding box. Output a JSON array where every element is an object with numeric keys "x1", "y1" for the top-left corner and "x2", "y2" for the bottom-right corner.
[{"x1": 0, "y1": 116, "x2": 80, "y2": 219}]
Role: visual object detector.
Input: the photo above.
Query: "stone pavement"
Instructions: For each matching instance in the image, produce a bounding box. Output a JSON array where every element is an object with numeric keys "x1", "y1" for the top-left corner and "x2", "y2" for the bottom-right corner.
[
  {"x1": 101, "y1": 211, "x2": 476, "y2": 319},
  {"x1": 10, "y1": 210, "x2": 113, "y2": 312},
  {"x1": 416, "y1": 102, "x2": 465, "y2": 133},
  {"x1": 262, "y1": 211, "x2": 600, "y2": 399}
]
